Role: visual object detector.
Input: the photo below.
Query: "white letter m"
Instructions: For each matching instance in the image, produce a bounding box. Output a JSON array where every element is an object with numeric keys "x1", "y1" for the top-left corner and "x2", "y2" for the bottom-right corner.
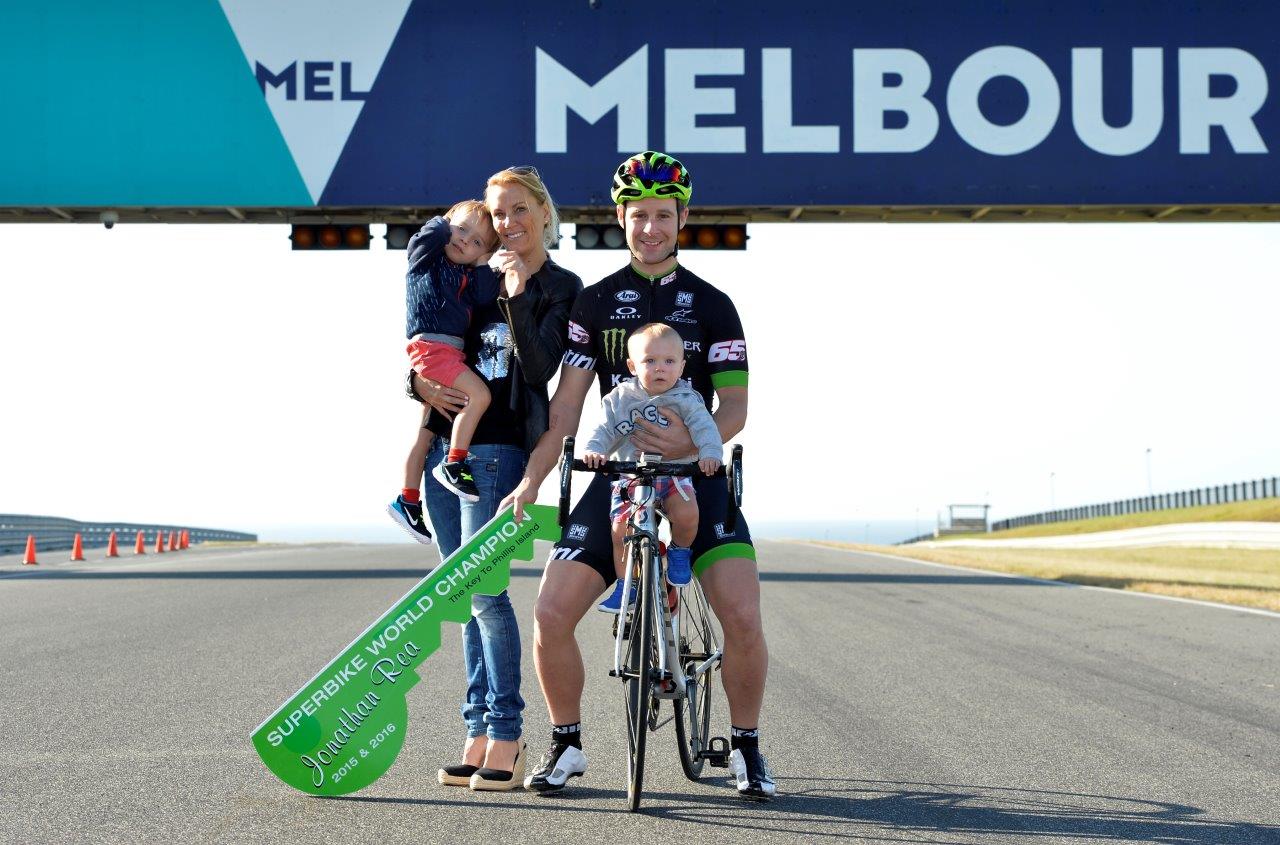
[{"x1": 536, "y1": 46, "x2": 648, "y2": 153}]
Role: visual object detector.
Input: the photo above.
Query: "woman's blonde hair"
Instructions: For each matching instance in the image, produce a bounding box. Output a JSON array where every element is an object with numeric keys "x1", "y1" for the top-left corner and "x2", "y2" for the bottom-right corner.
[{"x1": 485, "y1": 166, "x2": 561, "y2": 248}]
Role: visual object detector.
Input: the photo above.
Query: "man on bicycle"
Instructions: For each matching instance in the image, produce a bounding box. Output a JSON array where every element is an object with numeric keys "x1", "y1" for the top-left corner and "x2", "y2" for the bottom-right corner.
[{"x1": 503, "y1": 151, "x2": 774, "y2": 800}]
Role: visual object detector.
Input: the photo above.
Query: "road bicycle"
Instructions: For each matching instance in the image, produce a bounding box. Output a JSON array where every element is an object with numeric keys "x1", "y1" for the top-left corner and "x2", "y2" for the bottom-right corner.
[{"x1": 557, "y1": 436, "x2": 744, "y2": 811}]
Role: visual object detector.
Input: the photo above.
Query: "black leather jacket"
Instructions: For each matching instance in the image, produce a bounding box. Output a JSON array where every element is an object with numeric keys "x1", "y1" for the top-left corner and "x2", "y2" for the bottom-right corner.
[{"x1": 497, "y1": 258, "x2": 583, "y2": 453}]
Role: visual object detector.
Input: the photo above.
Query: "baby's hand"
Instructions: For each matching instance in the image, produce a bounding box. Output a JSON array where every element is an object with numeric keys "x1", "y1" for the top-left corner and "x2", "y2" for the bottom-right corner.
[
  {"x1": 699, "y1": 457, "x2": 722, "y2": 475},
  {"x1": 584, "y1": 451, "x2": 607, "y2": 468}
]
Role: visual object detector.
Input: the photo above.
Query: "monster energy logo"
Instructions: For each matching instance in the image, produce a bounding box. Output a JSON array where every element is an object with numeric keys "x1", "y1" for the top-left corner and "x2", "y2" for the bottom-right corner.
[{"x1": 601, "y1": 328, "x2": 628, "y2": 365}]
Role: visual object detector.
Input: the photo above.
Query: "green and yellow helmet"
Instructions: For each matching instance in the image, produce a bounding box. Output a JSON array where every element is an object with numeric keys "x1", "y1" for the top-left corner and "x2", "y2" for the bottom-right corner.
[{"x1": 610, "y1": 151, "x2": 693, "y2": 206}]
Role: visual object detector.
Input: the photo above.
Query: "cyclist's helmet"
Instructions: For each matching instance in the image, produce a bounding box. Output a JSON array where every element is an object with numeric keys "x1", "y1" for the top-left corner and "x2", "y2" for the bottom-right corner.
[{"x1": 611, "y1": 151, "x2": 693, "y2": 206}]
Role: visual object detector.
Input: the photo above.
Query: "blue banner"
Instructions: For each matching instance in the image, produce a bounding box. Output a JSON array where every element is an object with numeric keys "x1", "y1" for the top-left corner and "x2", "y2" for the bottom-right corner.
[{"x1": 3, "y1": 1, "x2": 1277, "y2": 208}]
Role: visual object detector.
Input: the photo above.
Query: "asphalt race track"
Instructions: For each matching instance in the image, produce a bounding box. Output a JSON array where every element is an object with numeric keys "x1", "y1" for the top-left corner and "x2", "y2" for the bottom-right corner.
[{"x1": 1, "y1": 540, "x2": 1277, "y2": 844}]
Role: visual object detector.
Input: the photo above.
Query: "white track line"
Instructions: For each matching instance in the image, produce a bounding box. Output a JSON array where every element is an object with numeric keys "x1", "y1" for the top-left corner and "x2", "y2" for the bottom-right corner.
[{"x1": 792, "y1": 541, "x2": 1280, "y2": 620}]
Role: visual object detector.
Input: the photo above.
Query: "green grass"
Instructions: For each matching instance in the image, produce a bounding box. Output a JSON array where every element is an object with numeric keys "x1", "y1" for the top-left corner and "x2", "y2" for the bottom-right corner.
[
  {"x1": 828, "y1": 543, "x2": 1280, "y2": 612},
  {"x1": 982, "y1": 498, "x2": 1280, "y2": 539}
]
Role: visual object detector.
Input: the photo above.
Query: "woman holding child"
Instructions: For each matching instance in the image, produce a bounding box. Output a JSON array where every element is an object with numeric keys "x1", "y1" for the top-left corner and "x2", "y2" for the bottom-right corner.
[{"x1": 407, "y1": 167, "x2": 581, "y2": 790}]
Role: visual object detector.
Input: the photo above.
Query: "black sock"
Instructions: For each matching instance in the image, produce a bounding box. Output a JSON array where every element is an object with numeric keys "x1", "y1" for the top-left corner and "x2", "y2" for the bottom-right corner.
[
  {"x1": 730, "y1": 726, "x2": 759, "y2": 752},
  {"x1": 552, "y1": 722, "x2": 582, "y2": 749}
]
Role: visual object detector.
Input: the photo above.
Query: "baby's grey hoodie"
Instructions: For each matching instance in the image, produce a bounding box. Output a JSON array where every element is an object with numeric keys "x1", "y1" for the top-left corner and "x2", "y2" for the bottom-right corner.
[{"x1": 584, "y1": 377, "x2": 723, "y2": 463}]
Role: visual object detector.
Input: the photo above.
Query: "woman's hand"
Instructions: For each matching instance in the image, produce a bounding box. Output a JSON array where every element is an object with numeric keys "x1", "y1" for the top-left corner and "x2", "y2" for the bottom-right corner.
[
  {"x1": 630, "y1": 409, "x2": 696, "y2": 459},
  {"x1": 488, "y1": 249, "x2": 529, "y2": 298},
  {"x1": 412, "y1": 373, "x2": 467, "y2": 421}
]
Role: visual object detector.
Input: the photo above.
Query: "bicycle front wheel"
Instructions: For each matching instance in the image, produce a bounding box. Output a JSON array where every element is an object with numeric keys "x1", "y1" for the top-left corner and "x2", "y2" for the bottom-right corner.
[
  {"x1": 623, "y1": 539, "x2": 657, "y2": 811},
  {"x1": 675, "y1": 578, "x2": 719, "y2": 780}
]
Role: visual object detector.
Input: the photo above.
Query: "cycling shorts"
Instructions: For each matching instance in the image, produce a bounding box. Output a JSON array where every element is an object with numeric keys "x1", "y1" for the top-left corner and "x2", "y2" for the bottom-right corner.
[
  {"x1": 407, "y1": 338, "x2": 466, "y2": 388},
  {"x1": 609, "y1": 476, "x2": 696, "y2": 524},
  {"x1": 552, "y1": 472, "x2": 754, "y2": 586}
]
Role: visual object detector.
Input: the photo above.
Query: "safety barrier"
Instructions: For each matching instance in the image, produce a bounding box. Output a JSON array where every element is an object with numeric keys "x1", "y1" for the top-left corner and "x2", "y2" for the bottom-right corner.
[
  {"x1": 990, "y1": 477, "x2": 1279, "y2": 533},
  {"x1": 0, "y1": 513, "x2": 255, "y2": 555}
]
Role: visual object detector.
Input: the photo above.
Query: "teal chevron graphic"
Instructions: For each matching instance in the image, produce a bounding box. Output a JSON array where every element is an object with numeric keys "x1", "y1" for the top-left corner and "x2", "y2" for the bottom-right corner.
[
  {"x1": 0, "y1": 1, "x2": 309, "y2": 206},
  {"x1": 251, "y1": 504, "x2": 560, "y2": 795}
]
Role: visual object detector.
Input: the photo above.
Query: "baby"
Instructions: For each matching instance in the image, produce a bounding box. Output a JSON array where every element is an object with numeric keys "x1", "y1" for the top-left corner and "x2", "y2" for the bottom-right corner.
[{"x1": 583, "y1": 322, "x2": 723, "y2": 611}]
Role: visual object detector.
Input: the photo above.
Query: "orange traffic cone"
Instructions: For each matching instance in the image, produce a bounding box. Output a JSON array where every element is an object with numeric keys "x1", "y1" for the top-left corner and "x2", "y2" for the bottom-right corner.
[
  {"x1": 70, "y1": 533, "x2": 85, "y2": 561},
  {"x1": 180, "y1": 530, "x2": 189, "y2": 550},
  {"x1": 22, "y1": 534, "x2": 37, "y2": 565},
  {"x1": 106, "y1": 531, "x2": 119, "y2": 558},
  {"x1": 155, "y1": 531, "x2": 165, "y2": 554},
  {"x1": 135, "y1": 530, "x2": 146, "y2": 555},
  {"x1": 168, "y1": 531, "x2": 177, "y2": 551}
]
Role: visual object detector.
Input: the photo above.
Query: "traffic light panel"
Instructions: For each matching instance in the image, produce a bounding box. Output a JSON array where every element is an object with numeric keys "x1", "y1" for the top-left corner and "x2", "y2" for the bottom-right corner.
[
  {"x1": 677, "y1": 224, "x2": 748, "y2": 250},
  {"x1": 290, "y1": 224, "x2": 370, "y2": 250},
  {"x1": 385, "y1": 224, "x2": 415, "y2": 250},
  {"x1": 574, "y1": 223, "x2": 627, "y2": 249}
]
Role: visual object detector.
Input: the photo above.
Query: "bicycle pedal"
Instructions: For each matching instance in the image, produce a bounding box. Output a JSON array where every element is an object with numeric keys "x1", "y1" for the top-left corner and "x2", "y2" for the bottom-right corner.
[{"x1": 701, "y1": 736, "x2": 730, "y2": 767}]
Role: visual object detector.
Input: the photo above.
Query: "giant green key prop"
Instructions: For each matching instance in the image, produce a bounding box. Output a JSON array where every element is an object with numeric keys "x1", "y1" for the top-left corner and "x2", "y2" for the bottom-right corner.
[{"x1": 251, "y1": 504, "x2": 560, "y2": 795}]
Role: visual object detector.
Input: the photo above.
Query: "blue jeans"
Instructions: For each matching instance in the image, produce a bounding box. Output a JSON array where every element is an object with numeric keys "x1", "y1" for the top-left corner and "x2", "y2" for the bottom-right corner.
[{"x1": 423, "y1": 437, "x2": 527, "y2": 741}]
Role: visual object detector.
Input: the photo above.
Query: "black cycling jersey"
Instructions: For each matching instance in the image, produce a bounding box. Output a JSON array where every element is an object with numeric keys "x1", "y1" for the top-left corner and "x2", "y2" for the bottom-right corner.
[{"x1": 561, "y1": 264, "x2": 748, "y2": 409}]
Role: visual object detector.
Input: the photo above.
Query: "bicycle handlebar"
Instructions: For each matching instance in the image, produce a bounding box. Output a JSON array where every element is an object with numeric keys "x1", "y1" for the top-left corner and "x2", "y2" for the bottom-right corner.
[
  {"x1": 569, "y1": 459, "x2": 726, "y2": 479},
  {"x1": 557, "y1": 437, "x2": 743, "y2": 533}
]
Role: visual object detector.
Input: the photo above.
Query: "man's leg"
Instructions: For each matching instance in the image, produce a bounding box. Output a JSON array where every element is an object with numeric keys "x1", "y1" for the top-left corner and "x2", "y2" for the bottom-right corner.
[
  {"x1": 699, "y1": 554, "x2": 775, "y2": 799},
  {"x1": 524, "y1": 559, "x2": 605, "y2": 792},
  {"x1": 698, "y1": 557, "x2": 768, "y2": 727},
  {"x1": 532, "y1": 560, "x2": 606, "y2": 725}
]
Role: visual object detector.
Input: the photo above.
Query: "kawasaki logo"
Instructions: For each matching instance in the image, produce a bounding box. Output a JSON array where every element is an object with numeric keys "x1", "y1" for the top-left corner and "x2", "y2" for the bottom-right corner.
[{"x1": 601, "y1": 328, "x2": 628, "y2": 365}]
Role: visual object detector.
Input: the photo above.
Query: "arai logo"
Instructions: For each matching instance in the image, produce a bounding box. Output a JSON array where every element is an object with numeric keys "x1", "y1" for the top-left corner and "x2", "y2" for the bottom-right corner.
[{"x1": 615, "y1": 290, "x2": 640, "y2": 303}]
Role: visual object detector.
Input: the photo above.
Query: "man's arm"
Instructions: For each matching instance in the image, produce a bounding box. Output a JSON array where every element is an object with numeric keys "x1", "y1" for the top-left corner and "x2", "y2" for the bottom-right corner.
[
  {"x1": 630, "y1": 385, "x2": 748, "y2": 458},
  {"x1": 502, "y1": 364, "x2": 596, "y2": 519}
]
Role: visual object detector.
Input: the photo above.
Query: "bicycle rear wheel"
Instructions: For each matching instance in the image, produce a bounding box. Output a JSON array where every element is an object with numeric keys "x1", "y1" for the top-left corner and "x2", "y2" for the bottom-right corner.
[
  {"x1": 675, "y1": 578, "x2": 719, "y2": 780},
  {"x1": 623, "y1": 539, "x2": 657, "y2": 811}
]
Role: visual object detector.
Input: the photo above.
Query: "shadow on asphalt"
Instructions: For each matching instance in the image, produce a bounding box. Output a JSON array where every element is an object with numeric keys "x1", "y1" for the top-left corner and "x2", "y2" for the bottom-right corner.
[
  {"x1": 318, "y1": 777, "x2": 1280, "y2": 841},
  {"x1": 661, "y1": 777, "x2": 1279, "y2": 842},
  {"x1": 2, "y1": 567, "x2": 1038, "y2": 586}
]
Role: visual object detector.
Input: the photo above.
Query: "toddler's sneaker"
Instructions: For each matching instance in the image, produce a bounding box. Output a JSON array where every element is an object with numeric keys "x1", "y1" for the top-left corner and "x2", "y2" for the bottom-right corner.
[
  {"x1": 596, "y1": 579, "x2": 637, "y2": 614},
  {"x1": 434, "y1": 460, "x2": 480, "y2": 502},
  {"x1": 666, "y1": 545, "x2": 692, "y2": 587},
  {"x1": 387, "y1": 495, "x2": 433, "y2": 544}
]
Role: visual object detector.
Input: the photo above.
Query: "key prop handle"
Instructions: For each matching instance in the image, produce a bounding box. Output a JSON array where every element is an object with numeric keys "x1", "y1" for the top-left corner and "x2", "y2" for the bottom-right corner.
[{"x1": 250, "y1": 503, "x2": 560, "y2": 795}]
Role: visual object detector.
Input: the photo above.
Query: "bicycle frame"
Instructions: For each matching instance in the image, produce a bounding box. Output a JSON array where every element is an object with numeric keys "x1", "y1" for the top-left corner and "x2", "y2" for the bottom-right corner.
[
  {"x1": 610, "y1": 457, "x2": 721, "y2": 722},
  {"x1": 556, "y1": 437, "x2": 741, "y2": 806}
]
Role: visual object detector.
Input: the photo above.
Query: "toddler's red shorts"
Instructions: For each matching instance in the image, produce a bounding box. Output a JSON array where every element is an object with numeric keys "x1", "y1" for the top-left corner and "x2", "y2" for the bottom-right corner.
[{"x1": 407, "y1": 338, "x2": 466, "y2": 388}]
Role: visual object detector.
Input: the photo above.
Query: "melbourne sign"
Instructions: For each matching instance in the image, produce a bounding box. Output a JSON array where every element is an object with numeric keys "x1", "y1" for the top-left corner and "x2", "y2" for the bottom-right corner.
[
  {"x1": 251, "y1": 504, "x2": 560, "y2": 795},
  {"x1": 3, "y1": 1, "x2": 1277, "y2": 207}
]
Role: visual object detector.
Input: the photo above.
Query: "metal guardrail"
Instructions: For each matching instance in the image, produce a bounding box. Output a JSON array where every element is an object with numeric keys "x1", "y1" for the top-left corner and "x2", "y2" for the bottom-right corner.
[
  {"x1": 0, "y1": 514, "x2": 256, "y2": 555},
  {"x1": 990, "y1": 477, "x2": 1279, "y2": 534}
]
